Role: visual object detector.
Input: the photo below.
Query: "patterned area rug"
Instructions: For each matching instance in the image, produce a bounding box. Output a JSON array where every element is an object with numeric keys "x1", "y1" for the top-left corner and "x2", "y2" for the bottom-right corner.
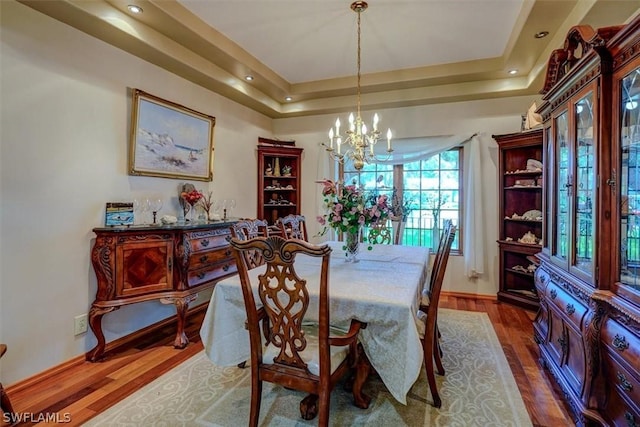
[{"x1": 85, "y1": 309, "x2": 532, "y2": 426}]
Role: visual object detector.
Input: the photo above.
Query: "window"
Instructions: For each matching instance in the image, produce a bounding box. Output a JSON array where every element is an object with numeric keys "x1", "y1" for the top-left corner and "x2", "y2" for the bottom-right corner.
[{"x1": 341, "y1": 148, "x2": 462, "y2": 251}]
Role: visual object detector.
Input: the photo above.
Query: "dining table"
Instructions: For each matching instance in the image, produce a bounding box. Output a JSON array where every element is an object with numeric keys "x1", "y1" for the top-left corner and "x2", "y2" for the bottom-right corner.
[{"x1": 199, "y1": 241, "x2": 431, "y2": 405}]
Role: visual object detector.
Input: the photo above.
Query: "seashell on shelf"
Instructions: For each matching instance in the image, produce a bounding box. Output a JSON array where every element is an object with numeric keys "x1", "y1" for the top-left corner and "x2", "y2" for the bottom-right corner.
[
  {"x1": 522, "y1": 209, "x2": 542, "y2": 220},
  {"x1": 526, "y1": 159, "x2": 543, "y2": 171}
]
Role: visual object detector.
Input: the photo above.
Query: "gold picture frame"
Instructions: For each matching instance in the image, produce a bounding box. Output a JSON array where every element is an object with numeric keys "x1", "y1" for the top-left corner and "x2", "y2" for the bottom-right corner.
[{"x1": 129, "y1": 89, "x2": 215, "y2": 181}]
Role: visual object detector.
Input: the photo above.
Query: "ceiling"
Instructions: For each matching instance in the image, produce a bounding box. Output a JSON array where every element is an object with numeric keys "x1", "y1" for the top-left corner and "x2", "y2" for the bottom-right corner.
[{"x1": 18, "y1": 0, "x2": 640, "y2": 119}]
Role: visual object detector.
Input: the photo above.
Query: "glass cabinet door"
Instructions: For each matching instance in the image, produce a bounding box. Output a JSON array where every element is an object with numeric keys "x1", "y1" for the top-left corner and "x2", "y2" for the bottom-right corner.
[
  {"x1": 619, "y1": 66, "x2": 640, "y2": 293},
  {"x1": 553, "y1": 111, "x2": 570, "y2": 263},
  {"x1": 573, "y1": 92, "x2": 595, "y2": 275},
  {"x1": 544, "y1": 126, "x2": 553, "y2": 251}
]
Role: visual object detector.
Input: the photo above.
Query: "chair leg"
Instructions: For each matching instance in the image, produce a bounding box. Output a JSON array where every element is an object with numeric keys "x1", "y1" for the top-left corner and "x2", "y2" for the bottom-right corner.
[
  {"x1": 317, "y1": 391, "x2": 331, "y2": 427},
  {"x1": 248, "y1": 375, "x2": 262, "y2": 427},
  {"x1": 0, "y1": 381, "x2": 15, "y2": 423},
  {"x1": 424, "y1": 325, "x2": 441, "y2": 408},
  {"x1": 433, "y1": 326, "x2": 445, "y2": 376}
]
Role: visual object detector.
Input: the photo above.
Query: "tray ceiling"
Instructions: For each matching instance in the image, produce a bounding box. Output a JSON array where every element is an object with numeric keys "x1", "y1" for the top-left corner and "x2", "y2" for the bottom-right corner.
[{"x1": 17, "y1": 0, "x2": 640, "y2": 118}]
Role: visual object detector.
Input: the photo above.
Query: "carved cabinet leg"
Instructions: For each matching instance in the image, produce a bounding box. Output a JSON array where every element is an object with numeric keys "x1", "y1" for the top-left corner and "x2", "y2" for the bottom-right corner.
[
  {"x1": 87, "y1": 306, "x2": 117, "y2": 362},
  {"x1": 161, "y1": 294, "x2": 197, "y2": 349}
]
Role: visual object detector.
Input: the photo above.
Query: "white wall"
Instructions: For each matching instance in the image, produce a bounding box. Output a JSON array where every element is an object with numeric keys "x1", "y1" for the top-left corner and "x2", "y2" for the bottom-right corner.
[
  {"x1": 0, "y1": 1, "x2": 271, "y2": 384},
  {"x1": 0, "y1": 0, "x2": 544, "y2": 386}
]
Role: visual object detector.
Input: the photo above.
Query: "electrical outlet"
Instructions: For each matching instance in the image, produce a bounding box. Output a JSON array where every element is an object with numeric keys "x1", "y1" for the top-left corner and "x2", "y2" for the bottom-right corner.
[{"x1": 74, "y1": 314, "x2": 88, "y2": 335}]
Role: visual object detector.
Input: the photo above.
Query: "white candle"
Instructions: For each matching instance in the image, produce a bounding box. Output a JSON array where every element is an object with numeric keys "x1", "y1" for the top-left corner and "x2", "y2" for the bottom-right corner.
[
  {"x1": 349, "y1": 113, "x2": 355, "y2": 132},
  {"x1": 335, "y1": 118, "x2": 341, "y2": 136},
  {"x1": 387, "y1": 128, "x2": 392, "y2": 151},
  {"x1": 337, "y1": 137, "x2": 342, "y2": 155},
  {"x1": 373, "y1": 113, "x2": 379, "y2": 131},
  {"x1": 329, "y1": 128, "x2": 334, "y2": 149}
]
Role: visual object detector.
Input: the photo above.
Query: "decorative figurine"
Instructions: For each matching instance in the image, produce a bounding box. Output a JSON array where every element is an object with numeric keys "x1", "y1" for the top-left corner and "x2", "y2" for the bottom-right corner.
[
  {"x1": 265, "y1": 165, "x2": 273, "y2": 176},
  {"x1": 282, "y1": 165, "x2": 292, "y2": 176},
  {"x1": 273, "y1": 158, "x2": 281, "y2": 176}
]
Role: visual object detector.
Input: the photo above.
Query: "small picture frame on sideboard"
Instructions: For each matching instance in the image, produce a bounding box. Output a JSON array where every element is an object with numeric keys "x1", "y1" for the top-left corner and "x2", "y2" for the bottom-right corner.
[{"x1": 105, "y1": 202, "x2": 134, "y2": 227}]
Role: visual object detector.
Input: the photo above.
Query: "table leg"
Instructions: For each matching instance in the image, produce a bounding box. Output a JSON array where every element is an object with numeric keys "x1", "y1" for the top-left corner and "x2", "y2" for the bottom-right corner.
[
  {"x1": 352, "y1": 345, "x2": 372, "y2": 409},
  {"x1": 300, "y1": 394, "x2": 318, "y2": 420}
]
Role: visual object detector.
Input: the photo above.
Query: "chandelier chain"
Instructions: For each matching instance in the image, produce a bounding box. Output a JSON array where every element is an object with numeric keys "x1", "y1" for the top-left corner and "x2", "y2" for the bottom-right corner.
[
  {"x1": 322, "y1": 0, "x2": 393, "y2": 171},
  {"x1": 356, "y1": 7, "x2": 362, "y2": 119}
]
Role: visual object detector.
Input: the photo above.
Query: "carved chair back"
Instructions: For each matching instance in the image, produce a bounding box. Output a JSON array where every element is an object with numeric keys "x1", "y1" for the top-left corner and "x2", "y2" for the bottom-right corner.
[
  {"x1": 229, "y1": 219, "x2": 269, "y2": 269},
  {"x1": 427, "y1": 219, "x2": 454, "y2": 292},
  {"x1": 278, "y1": 214, "x2": 308, "y2": 241},
  {"x1": 367, "y1": 221, "x2": 392, "y2": 245}
]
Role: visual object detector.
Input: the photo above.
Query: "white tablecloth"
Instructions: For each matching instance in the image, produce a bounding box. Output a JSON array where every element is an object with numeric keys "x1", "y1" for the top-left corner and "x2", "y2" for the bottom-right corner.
[{"x1": 199, "y1": 242, "x2": 430, "y2": 404}]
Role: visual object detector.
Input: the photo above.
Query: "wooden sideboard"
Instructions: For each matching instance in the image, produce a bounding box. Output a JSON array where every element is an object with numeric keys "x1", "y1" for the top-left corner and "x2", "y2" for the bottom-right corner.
[{"x1": 88, "y1": 221, "x2": 237, "y2": 362}]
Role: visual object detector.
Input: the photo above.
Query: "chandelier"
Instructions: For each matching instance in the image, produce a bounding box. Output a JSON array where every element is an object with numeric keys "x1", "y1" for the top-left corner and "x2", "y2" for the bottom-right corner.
[{"x1": 323, "y1": 1, "x2": 393, "y2": 171}]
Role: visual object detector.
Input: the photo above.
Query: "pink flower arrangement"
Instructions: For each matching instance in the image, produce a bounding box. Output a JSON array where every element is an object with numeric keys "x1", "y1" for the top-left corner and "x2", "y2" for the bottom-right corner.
[
  {"x1": 181, "y1": 189, "x2": 203, "y2": 206},
  {"x1": 316, "y1": 179, "x2": 391, "y2": 235}
]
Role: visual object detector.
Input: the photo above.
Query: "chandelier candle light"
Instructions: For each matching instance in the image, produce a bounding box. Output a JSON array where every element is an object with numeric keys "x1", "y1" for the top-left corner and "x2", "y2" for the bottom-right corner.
[{"x1": 324, "y1": 1, "x2": 393, "y2": 171}]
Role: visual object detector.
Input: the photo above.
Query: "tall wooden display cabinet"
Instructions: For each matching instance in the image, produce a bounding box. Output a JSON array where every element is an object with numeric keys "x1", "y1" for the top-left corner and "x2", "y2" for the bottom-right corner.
[{"x1": 534, "y1": 17, "x2": 640, "y2": 426}]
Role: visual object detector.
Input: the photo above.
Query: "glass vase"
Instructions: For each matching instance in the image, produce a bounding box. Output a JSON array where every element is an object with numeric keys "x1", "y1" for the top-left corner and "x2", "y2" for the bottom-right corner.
[
  {"x1": 344, "y1": 226, "x2": 362, "y2": 263},
  {"x1": 189, "y1": 203, "x2": 198, "y2": 222}
]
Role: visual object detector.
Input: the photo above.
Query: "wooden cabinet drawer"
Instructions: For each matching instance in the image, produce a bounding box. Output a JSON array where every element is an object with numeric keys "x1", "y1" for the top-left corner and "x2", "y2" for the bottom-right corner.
[
  {"x1": 603, "y1": 349, "x2": 640, "y2": 414},
  {"x1": 603, "y1": 384, "x2": 640, "y2": 427},
  {"x1": 190, "y1": 233, "x2": 230, "y2": 252},
  {"x1": 601, "y1": 318, "x2": 640, "y2": 376},
  {"x1": 189, "y1": 247, "x2": 233, "y2": 270},
  {"x1": 545, "y1": 282, "x2": 587, "y2": 329},
  {"x1": 188, "y1": 261, "x2": 237, "y2": 288}
]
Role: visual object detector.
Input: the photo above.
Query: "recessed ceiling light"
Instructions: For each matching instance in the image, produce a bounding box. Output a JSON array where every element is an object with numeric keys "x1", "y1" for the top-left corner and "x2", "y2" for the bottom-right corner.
[
  {"x1": 245, "y1": 75, "x2": 254, "y2": 81},
  {"x1": 534, "y1": 31, "x2": 549, "y2": 39},
  {"x1": 508, "y1": 69, "x2": 518, "y2": 75},
  {"x1": 127, "y1": 5, "x2": 143, "y2": 14},
  {"x1": 285, "y1": 96, "x2": 292, "y2": 102}
]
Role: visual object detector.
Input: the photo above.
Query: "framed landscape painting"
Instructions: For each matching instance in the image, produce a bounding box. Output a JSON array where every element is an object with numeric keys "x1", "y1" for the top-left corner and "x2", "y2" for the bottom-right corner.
[{"x1": 129, "y1": 89, "x2": 215, "y2": 181}]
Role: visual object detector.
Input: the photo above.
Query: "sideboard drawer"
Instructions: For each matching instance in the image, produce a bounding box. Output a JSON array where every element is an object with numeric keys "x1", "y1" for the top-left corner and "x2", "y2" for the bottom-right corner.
[
  {"x1": 188, "y1": 261, "x2": 237, "y2": 288},
  {"x1": 190, "y1": 233, "x2": 230, "y2": 252},
  {"x1": 602, "y1": 318, "x2": 640, "y2": 376},
  {"x1": 189, "y1": 247, "x2": 233, "y2": 270},
  {"x1": 545, "y1": 281, "x2": 587, "y2": 329}
]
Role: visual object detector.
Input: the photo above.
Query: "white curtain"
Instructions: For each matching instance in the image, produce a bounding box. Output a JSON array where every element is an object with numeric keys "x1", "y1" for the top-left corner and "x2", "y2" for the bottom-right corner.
[{"x1": 315, "y1": 132, "x2": 485, "y2": 278}]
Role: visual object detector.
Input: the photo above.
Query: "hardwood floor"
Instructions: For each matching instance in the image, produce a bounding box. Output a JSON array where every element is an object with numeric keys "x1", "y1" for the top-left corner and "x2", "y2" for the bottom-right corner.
[{"x1": 3, "y1": 296, "x2": 574, "y2": 426}]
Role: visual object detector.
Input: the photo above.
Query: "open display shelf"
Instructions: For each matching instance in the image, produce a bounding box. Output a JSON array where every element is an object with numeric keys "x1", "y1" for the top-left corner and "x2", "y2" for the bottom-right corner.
[{"x1": 494, "y1": 129, "x2": 543, "y2": 310}]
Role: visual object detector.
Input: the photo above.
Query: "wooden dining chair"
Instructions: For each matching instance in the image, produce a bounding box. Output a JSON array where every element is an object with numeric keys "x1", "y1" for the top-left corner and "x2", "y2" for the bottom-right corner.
[
  {"x1": 229, "y1": 219, "x2": 270, "y2": 270},
  {"x1": 229, "y1": 236, "x2": 366, "y2": 426},
  {"x1": 0, "y1": 344, "x2": 15, "y2": 423},
  {"x1": 367, "y1": 221, "x2": 392, "y2": 245},
  {"x1": 230, "y1": 218, "x2": 269, "y2": 240},
  {"x1": 430, "y1": 220, "x2": 454, "y2": 375},
  {"x1": 417, "y1": 222, "x2": 456, "y2": 408},
  {"x1": 278, "y1": 214, "x2": 308, "y2": 241}
]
